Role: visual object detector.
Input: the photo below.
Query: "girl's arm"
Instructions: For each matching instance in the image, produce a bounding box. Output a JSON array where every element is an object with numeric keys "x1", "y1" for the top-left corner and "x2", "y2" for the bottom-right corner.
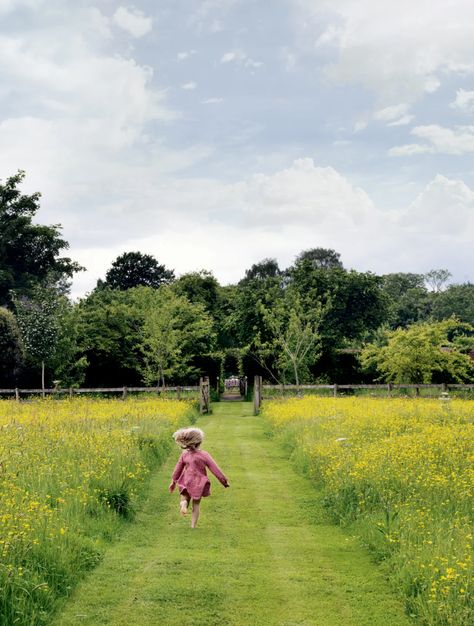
[
  {"x1": 205, "y1": 453, "x2": 229, "y2": 487},
  {"x1": 169, "y1": 454, "x2": 185, "y2": 492}
]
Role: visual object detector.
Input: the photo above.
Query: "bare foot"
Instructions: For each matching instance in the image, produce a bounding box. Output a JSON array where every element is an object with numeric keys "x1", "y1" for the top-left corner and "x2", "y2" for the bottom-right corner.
[{"x1": 180, "y1": 501, "x2": 188, "y2": 516}]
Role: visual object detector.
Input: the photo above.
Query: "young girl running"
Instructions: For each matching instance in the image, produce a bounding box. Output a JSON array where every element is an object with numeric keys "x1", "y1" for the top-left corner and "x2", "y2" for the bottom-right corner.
[{"x1": 168, "y1": 427, "x2": 229, "y2": 528}]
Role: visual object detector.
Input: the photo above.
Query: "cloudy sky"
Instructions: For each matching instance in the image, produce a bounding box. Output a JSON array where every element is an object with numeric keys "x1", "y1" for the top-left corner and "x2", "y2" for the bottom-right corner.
[{"x1": 1, "y1": 0, "x2": 473, "y2": 297}]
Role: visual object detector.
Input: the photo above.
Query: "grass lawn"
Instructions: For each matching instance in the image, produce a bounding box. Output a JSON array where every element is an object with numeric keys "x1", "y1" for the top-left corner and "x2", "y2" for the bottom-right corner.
[{"x1": 52, "y1": 402, "x2": 411, "y2": 626}]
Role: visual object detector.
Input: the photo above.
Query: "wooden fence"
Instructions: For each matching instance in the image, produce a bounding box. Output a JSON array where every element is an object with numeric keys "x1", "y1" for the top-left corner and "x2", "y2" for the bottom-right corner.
[
  {"x1": 0, "y1": 385, "x2": 200, "y2": 401},
  {"x1": 253, "y1": 380, "x2": 474, "y2": 413}
]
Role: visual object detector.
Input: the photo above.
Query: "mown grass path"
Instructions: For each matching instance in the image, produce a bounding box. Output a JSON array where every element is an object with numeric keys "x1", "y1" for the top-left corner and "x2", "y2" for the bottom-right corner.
[{"x1": 53, "y1": 402, "x2": 411, "y2": 626}]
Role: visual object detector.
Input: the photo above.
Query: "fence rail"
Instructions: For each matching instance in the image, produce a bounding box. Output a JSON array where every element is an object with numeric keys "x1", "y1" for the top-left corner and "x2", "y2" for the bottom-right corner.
[
  {"x1": 0, "y1": 386, "x2": 200, "y2": 400},
  {"x1": 253, "y1": 380, "x2": 474, "y2": 413},
  {"x1": 262, "y1": 383, "x2": 474, "y2": 391}
]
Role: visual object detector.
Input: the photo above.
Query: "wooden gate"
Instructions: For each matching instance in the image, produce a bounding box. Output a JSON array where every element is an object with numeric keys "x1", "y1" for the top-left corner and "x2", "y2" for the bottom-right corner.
[{"x1": 199, "y1": 376, "x2": 211, "y2": 414}]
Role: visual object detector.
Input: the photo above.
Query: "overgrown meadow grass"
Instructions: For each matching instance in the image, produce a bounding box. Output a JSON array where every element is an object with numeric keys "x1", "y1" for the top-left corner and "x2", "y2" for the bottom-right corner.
[
  {"x1": 262, "y1": 396, "x2": 474, "y2": 626},
  {"x1": 0, "y1": 397, "x2": 195, "y2": 626}
]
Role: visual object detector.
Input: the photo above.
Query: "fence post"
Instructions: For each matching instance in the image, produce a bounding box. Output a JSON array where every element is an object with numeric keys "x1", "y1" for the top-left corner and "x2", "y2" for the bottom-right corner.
[
  {"x1": 441, "y1": 382, "x2": 447, "y2": 394},
  {"x1": 333, "y1": 384, "x2": 338, "y2": 397},
  {"x1": 69, "y1": 387, "x2": 73, "y2": 398},
  {"x1": 253, "y1": 375, "x2": 262, "y2": 415},
  {"x1": 387, "y1": 382, "x2": 393, "y2": 397},
  {"x1": 177, "y1": 386, "x2": 181, "y2": 400},
  {"x1": 200, "y1": 377, "x2": 210, "y2": 414},
  {"x1": 15, "y1": 388, "x2": 19, "y2": 402},
  {"x1": 415, "y1": 386, "x2": 420, "y2": 397},
  {"x1": 122, "y1": 386, "x2": 128, "y2": 400}
]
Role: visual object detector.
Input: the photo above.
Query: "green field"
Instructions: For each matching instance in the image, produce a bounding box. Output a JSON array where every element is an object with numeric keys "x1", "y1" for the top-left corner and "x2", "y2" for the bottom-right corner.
[{"x1": 52, "y1": 402, "x2": 410, "y2": 626}]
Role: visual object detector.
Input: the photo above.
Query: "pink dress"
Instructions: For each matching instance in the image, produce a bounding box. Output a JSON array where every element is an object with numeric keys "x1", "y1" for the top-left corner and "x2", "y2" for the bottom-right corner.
[{"x1": 171, "y1": 449, "x2": 228, "y2": 499}]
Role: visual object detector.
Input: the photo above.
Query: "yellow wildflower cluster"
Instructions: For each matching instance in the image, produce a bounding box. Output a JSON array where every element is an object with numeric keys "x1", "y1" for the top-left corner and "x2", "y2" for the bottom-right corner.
[
  {"x1": 263, "y1": 396, "x2": 474, "y2": 625},
  {"x1": 0, "y1": 396, "x2": 193, "y2": 625}
]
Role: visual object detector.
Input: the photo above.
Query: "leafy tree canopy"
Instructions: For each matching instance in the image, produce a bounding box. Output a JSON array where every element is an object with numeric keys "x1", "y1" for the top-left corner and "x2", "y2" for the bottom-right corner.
[
  {"x1": 431, "y1": 283, "x2": 474, "y2": 326},
  {"x1": 424, "y1": 268, "x2": 452, "y2": 293},
  {"x1": 360, "y1": 319, "x2": 474, "y2": 384},
  {"x1": 381, "y1": 273, "x2": 426, "y2": 300},
  {"x1": 241, "y1": 258, "x2": 281, "y2": 282},
  {"x1": 0, "y1": 307, "x2": 23, "y2": 385},
  {"x1": 76, "y1": 287, "x2": 144, "y2": 386},
  {"x1": 136, "y1": 286, "x2": 215, "y2": 386},
  {"x1": 100, "y1": 251, "x2": 175, "y2": 290},
  {"x1": 0, "y1": 171, "x2": 82, "y2": 305},
  {"x1": 173, "y1": 270, "x2": 220, "y2": 313},
  {"x1": 293, "y1": 247, "x2": 343, "y2": 271}
]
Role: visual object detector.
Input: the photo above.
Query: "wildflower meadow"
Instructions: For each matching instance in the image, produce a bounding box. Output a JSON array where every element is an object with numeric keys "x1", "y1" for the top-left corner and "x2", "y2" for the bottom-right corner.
[
  {"x1": 0, "y1": 397, "x2": 195, "y2": 625},
  {"x1": 262, "y1": 396, "x2": 474, "y2": 625}
]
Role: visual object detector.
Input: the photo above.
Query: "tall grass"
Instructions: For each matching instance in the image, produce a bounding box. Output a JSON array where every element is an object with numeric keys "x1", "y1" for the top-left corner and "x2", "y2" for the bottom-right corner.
[
  {"x1": 0, "y1": 397, "x2": 195, "y2": 625},
  {"x1": 262, "y1": 396, "x2": 474, "y2": 625}
]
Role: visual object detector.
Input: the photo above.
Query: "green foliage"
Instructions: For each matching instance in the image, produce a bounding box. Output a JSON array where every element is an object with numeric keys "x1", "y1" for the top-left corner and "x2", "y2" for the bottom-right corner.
[
  {"x1": 76, "y1": 287, "x2": 144, "y2": 386},
  {"x1": 0, "y1": 307, "x2": 24, "y2": 385},
  {"x1": 288, "y1": 264, "x2": 388, "y2": 347},
  {"x1": 137, "y1": 286, "x2": 216, "y2": 386},
  {"x1": 13, "y1": 286, "x2": 64, "y2": 387},
  {"x1": 258, "y1": 293, "x2": 322, "y2": 384},
  {"x1": 424, "y1": 268, "x2": 452, "y2": 293},
  {"x1": 431, "y1": 283, "x2": 474, "y2": 325},
  {"x1": 172, "y1": 270, "x2": 220, "y2": 314},
  {"x1": 243, "y1": 257, "x2": 281, "y2": 280},
  {"x1": 293, "y1": 247, "x2": 343, "y2": 270},
  {"x1": 360, "y1": 319, "x2": 474, "y2": 383},
  {"x1": 381, "y1": 273, "x2": 432, "y2": 328},
  {"x1": 100, "y1": 251, "x2": 175, "y2": 290},
  {"x1": 0, "y1": 170, "x2": 82, "y2": 305}
]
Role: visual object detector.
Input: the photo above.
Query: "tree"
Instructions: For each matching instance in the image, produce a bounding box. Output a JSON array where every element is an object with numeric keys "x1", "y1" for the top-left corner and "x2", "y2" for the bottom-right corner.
[
  {"x1": 243, "y1": 258, "x2": 281, "y2": 281},
  {"x1": 48, "y1": 300, "x2": 88, "y2": 388},
  {"x1": 229, "y1": 265, "x2": 285, "y2": 379},
  {"x1": 293, "y1": 248, "x2": 343, "y2": 271},
  {"x1": 100, "y1": 251, "x2": 175, "y2": 290},
  {"x1": 288, "y1": 263, "x2": 387, "y2": 347},
  {"x1": 360, "y1": 319, "x2": 474, "y2": 384},
  {"x1": 431, "y1": 283, "x2": 474, "y2": 326},
  {"x1": 76, "y1": 287, "x2": 144, "y2": 386},
  {"x1": 0, "y1": 170, "x2": 82, "y2": 305},
  {"x1": 259, "y1": 294, "x2": 321, "y2": 385},
  {"x1": 0, "y1": 308, "x2": 24, "y2": 386},
  {"x1": 13, "y1": 287, "x2": 63, "y2": 392},
  {"x1": 173, "y1": 270, "x2": 220, "y2": 313},
  {"x1": 424, "y1": 269, "x2": 452, "y2": 293},
  {"x1": 380, "y1": 274, "x2": 431, "y2": 328},
  {"x1": 138, "y1": 287, "x2": 215, "y2": 386}
]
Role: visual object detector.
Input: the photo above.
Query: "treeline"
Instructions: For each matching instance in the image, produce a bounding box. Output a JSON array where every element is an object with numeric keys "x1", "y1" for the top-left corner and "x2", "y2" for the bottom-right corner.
[{"x1": 1, "y1": 171, "x2": 474, "y2": 388}]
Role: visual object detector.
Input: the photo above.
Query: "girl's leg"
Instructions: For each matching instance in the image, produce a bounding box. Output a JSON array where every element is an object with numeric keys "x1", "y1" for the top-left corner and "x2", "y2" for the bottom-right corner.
[
  {"x1": 180, "y1": 494, "x2": 190, "y2": 516},
  {"x1": 191, "y1": 498, "x2": 201, "y2": 528}
]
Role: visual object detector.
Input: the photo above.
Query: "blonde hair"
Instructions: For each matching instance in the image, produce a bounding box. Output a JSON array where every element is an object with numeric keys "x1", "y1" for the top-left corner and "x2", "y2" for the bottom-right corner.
[{"x1": 173, "y1": 427, "x2": 204, "y2": 450}]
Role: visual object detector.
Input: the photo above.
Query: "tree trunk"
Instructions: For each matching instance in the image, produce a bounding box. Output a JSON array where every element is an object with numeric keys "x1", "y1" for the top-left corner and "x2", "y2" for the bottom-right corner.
[
  {"x1": 41, "y1": 361, "x2": 45, "y2": 398},
  {"x1": 293, "y1": 359, "x2": 299, "y2": 387}
]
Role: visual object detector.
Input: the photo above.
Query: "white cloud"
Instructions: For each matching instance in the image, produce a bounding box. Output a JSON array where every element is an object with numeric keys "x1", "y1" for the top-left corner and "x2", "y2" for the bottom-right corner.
[
  {"x1": 389, "y1": 125, "x2": 474, "y2": 156},
  {"x1": 113, "y1": 6, "x2": 152, "y2": 38},
  {"x1": 451, "y1": 88, "x2": 474, "y2": 113},
  {"x1": 387, "y1": 114, "x2": 414, "y2": 127},
  {"x1": 220, "y1": 49, "x2": 263, "y2": 68},
  {"x1": 412, "y1": 125, "x2": 474, "y2": 155},
  {"x1": 202, "y1": 97, "x2": 224, "y2": 104},
  {"x1": 182, "y1": 81, "x2": 197, "y2": 90},
  {"x1": 221, "y1": 50, "x2": 243, "y2": 63},
  {"x1": 296, "y1": 0, "x2": 474, "y2": 100},
  {"x1": 388, "y1": 144, "x2": 433, "y2": 157},
  {"x1": 405, "y1": 174, "x2": 474, "y2": 235},
  {"x1": 177, "y1": 50, "x2": 196, "y2": 61},
  {"x1": 374, "y1": 103, "x2": 409, "y2": 122},
  {"x1": 353, "y1": 119, "x2": 368, "y2": 133},
  {"x1": 67, "y1": 163, "x2": 474, "y2": 296}
]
